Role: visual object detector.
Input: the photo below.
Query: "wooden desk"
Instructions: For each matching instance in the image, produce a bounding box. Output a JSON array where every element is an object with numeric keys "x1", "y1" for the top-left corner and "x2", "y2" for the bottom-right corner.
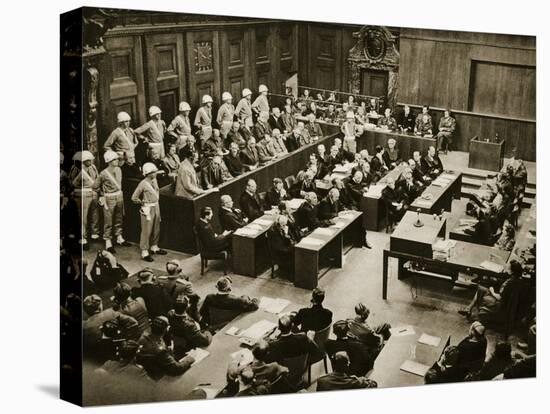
[
  {"x1": 166, "y1": 306, "x2": 295, "y2": 399},
  {"x1": 390, "y1": 212, "x2": 447, "y2": 258},
  {"x1": 468, "y1": 136, "x2": 505, "y2": 172},
  {"x1": 369, "y1": 326, "x2": 450, "y2": 388},
  {"x1": 410, "y1": 172, "x2": 462, "y2": 214},
  {"x1": 358, "y1": 127, "x2": 436, "y2": 158},
  {"x1": 382, "y1": 240, "x2": 511, "y2": 300},
  {"x1": 294, "y1": 210, "x2": 363, "y2": 289}
]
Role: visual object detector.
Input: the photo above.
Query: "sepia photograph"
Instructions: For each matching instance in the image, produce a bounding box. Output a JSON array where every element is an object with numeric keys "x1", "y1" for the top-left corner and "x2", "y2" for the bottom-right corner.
[{"x1": 58, "y1": 4, "x2": 537, "y2": 407}]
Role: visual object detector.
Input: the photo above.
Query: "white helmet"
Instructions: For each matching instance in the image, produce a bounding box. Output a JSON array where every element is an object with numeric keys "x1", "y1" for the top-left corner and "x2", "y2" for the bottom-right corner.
[
  {"x1": 222, "y1": 92, "x2": 233, "y2": 101},
  {"x1": 72, "y1": 151, "x2": 82, "y2": 162},
  {"x1": 149, "y1": 106, "x2": 162, "y2": 117},
  {"x1": 242, "y1": 88, "x2": 252, "y2": 98},
  {"x1": 104, "y1": 150, "x2": 119, "y2": 164},
  {"x1": 81, "y1": 151, "x2": 94, "y2": 162},
  {"x1": 117, "y1": 111, "x2": 131, "y2": 123},
  {"x1": 202, "y1": 94, "x2": 213, "y2": 104},
  {"x1": 142, "y1": 162, "x2": 159, "y2": 176},
  {"x1": 259, "y1": 84, "x2": 268, "y2": 93},
  {"x1": 346, "y1": 111, "x2": 355, "y2": 119},
  {"x1": 179, "y1": 101, "x2": 191, "y2": 111}
]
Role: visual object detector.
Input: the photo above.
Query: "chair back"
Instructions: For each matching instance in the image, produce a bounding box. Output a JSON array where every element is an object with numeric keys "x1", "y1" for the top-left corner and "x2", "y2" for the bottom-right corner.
[
  {"x1": 313, "y1": 324, "x2": 332, "y2": 355},
  {"x1": 281, "y1": 353, "x2": 308, "y2": 387},
  {"x1": 285, "y1": 175, "x2": 296, "y2": 190}
]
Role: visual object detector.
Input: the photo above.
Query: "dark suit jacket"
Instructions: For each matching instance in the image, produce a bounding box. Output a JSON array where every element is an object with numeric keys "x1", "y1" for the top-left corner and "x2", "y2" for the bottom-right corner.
[
  {"x1": 305, "y1": 122, "x2": 324, "y2": 138},
  {"x1": 195, "y1": 219, "x2": 229, "y2": 253},
  {"x1": 397, "y1": 179, "x2": 421, "y2": 204},
  {"x1": 265, "y1": 187, "x2": 289, "y2": 208},
  {"x1": 347, "y1": 179, "x2": 366, "y2": 206},
  {"x1": 325, "y1": 337, "x2": 374, "y2": 376},
  {"x1": 336, "y1": 186, "x2": 356, "y2": 210},
  {"x1": 253, "y1": 121, "x2": 273, "y2": 140},
  {"x1": 268, "y1": 226, "x2": 296, "y2": 257},
  {"x1": 396, "y1": 110, "x2": 416, "y2": 132},
  {"x1": 240, "y1": 146, "x2": 260, "y2": 166},
  {"x1": 317, "y1": 372, "x2": 377, "y2": 391},
  {"x1": 370, "y1": 156, "x2": 388, "y2": 179},
  {"x1": 131, "y1": 284, "x2": 171, "y2": 319},
  {"x1": 199, "y1": 293, "x2": 259, "y2": 325},
  {"x1": 290, "y1": 179, "x2": 317, "y2": 198},
  {"x1": 285, "y1": 134, "x2": 300, "y2": 152},
  {"x1": 226, "y1": 130, "x2": 246, "y2": 148},
  {"x1": 318, "y1": 197, "x2": 342, "y2": 220},
  {"x1": 296, "y1": 201, "x2": 326, "y2": 232},
  {"x1": 382, "y1": 148, "x2": 401, "y2": 169},
  {"x1": 224, "y1": 153, "x2": 244, "y2": 177},
  {"x1": 268, "y1": 115, "x2": 285, "y2": 132},
  {"x1": 294, "y1": 304, "x2": 333, "y2": 332},
  {"x1": 421, "y1": 155, "x2": 444, "y2": 177},
  {"x1": 219, "y1": 207, "x2": 247, "y2": 232},
  {"x1": 200, "y1": 164, "x2": 224, "y2": 188},
  {"x1": 239, "y1": 191, "x2": 264, "y2": 221},
  {"x1": 267, "y1": 332, "x2": 319, "y2": 362}
]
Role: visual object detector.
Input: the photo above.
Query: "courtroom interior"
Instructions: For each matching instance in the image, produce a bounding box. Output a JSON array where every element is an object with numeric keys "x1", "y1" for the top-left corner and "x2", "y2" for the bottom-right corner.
[{"x1": 60, "y1": 7, "x2": 536, "y2": 405}]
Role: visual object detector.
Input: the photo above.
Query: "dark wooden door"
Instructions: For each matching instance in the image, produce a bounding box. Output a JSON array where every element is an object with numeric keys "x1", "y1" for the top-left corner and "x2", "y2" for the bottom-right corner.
[{"x1": 361, "y1": 69, "x2": 388, "y2": 99}]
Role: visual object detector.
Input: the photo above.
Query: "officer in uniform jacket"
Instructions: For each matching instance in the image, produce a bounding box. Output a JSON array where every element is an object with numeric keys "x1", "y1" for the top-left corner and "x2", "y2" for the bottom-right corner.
[
  {"x1": 226, "y1": 122, "x2": 247, "y2": 149},
  {"x1": 199, "y1": 276, "x2": 259, "y2": 327},
  {"x1": 316, "y1": 352, "x2": 378, "y2": 391},
  {"x1": 239, "y1": 180, "x2": 264, "y2": 221},
  {"x1": 168, "y1": 295, "x2": 212, "y2": 359},
  {"x1": 112, "y1": 282, "x2": 151, "y2": 337},
  {"x1": 137, "y1": 316, "x2": 194, "y2": 381},
  {"x1": 318, "y1": 189, "x2": 343, "y2": 221},
  {"x1": 131, "y1": 269, "x2": 172, "y2": 319}
]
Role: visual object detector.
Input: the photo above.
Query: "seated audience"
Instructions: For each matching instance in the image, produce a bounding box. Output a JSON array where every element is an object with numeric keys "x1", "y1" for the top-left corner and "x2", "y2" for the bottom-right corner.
[
  {"x1": 397, "y1": 104, "x2": 415, "y2": 132},
  {"x1": 502, "y1": 354, "x2": 536, "y2": 379},
  {"x1": 268, "y1": 214, "x2": 297, "y2": 280},
  {"x1": 397, "y1": 167, "x2": 421, "y2": 206},
  {"x1": 265, "y1": 177, "x2": 289, "y2": 208},
  {"x1": 317, "y1": 351, "x2": 378, "y2": 391},
  {"x1": 195, "y1": 206, "x2": 232, "y2": 253},
  {"x1": 131, "y1": 269, "x2": 172, "y2": 319},
  {"x1": 414, "y1": 105, "x2": 433, "y2": 136},
  {"x1": 382, "y1": 138, "x2": 401, "y2": 169},
  {"x1": 256, "y1": 133, "x2": 277, "y2": 163},
  {"x1": 325, "y1": 144, "x2": 343, "y2": 172},
  {"x1": 239, "y1": 178, "x2": 264, "y2": 221},
  {"x1": 305, "y1": 113, "x2": 324, "y2": 139},
  {"x1": 285, "y1": 127, "x2": 302, "y2": 152},
  {"x1": 226, "y1": 121, "x2": 246, "y2": 149},
  {"x1": 281, "y1": 104, "x2": 297, "y2": 134},
  {"x1": 253, "y1": 111, "x2": 273, "y2": 140},
  {"x1": 199, "y1": 276, "x2": 259, "y2": 328},
  {"x1": 136, "y1": 316, "x2": 195, "y2": 381},
  {"x1": 271, "y1": 128, "x2": 288, "y2": 156},
  {"x1": 377, "y1": 107, "x2": 397, "y2": 130},
  {"x1": 294, "y1": 288, "x2": 333, "y2": 332},
  {"x1": 307, "y1": 152, "x2": 328, "y2": 180},
  {"x1": 370, "y1": 145, "x2": 389, "y2": 179},
  {"x1": 475, "y1": 342, "x2": 514, "y2": 381},
  {"x1": 421, "y1": 146, "x2": 444, "y2": 178},
  {"x1": 251, "y1": 340, "x2": 290, "y2": 384},
  {"x1": 162, "y1": 143, "x2": 181, "y2": 179},
  {"x1": 267, "y1": 315, "x2": 320, "y2": 363},
  {"x1": 240, "y1": 137, "x2": 260, "y2": 170},
  {"x1": 161, "y1": 259, "x2": 199, "y2": 319},
  {"x1": 494, "y1": 221, "x2": 516, "y2": 251},
  {"x1": 332, "y1": 177, "x2": 356, "y2": 210},
  {"x1": 219, "y1": 194, "x2": 248, "y2": 231},
  {"x1": 326, "y1": 320, "x2": 375, "y2": 376},
  {"x1": 436, "y1": 109, "x2": 456, "y2": 153},
  {"x1": 296, "y1": 192, "x2": 331, "y2": 233},
  {"x1": 381, "y1": 177, "x2": 406, "y2": 221},
  {"x1": 236, "y1": 367, "x2": 270, "y2": 397},
  {"x1": 297, "y1": 121, "x2": 312, "y2": 147},
  {"x1": 112, "y1": 282, "x2": 150, "y2": 336},
  {"x1": 168, "y1": 294, "x2": 212, "y2": 359},
  {"x1": 203, "y1": 129, "x2": 226, "y2": 158},
  {"x1": 201, "y1": 155, "x2": 229, "y2": 189},
  {"x1": 290, "y1": 169, "x2": 317, "y2": 198},
  {"x1": 456, "y1": 321, "x2": 488, "y2": 375},
  {"x1": 347, "y1": 303, "x2": 391, "y2": 354},
  {"x1": 318, "y1": 188, "x2": 342, "y2": 221},
  {"x1": 269, "y1": 107, "x2": 285, "y2": 132},
  {"x1": 224, "y1": 142, "x2": 245, "y2": 177}
]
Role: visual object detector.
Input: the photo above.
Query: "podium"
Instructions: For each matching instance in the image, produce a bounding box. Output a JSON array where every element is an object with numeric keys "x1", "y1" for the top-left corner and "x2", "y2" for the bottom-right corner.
[{"x1": 468, "y1": 135, "x2": 505, "y2": 172}]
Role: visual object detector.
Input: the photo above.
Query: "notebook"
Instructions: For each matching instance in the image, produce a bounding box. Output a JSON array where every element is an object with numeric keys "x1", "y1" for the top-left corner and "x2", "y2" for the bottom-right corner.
[
  {"x1": 418, "y1": 333, "x2": 441, "y2": 347},
  {"x1": 259, "y1": 297, "x2": 290, "y2": 314},
  {"x1": 400, "y1": 360, "x2": 431, "y2": 377}
]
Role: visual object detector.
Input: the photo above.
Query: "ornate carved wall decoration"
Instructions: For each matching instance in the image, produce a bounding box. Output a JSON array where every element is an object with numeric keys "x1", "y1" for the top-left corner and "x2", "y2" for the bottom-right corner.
[
  {"x1": 84, "y1": 67, "x2": 99, "y2": 154},
  {"x1": 348, "y1": 26, "x2": 400, "y2": 109}
]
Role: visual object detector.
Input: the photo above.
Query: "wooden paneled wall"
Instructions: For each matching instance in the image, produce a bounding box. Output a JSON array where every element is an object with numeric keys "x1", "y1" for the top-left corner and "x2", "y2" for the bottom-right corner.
[
  {"x1": 97, "y1": 20, "x2": 299, "y2": 152},
  {"x1": 398, "y1": 28, "x2": 536, "y2": 161}
]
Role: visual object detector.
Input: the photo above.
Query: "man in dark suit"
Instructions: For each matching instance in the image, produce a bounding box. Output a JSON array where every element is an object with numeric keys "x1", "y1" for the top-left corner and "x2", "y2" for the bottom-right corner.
[
  {"x1": 397, "y1": 167, "x2": 421, "y2": 207},
  {"x1": 252, "y1": 111, "x2": 273, "y2": 140},
  {"x1": 200, "y1": 155, "x2": 226, "y2": 189},
  {"x1": 250, "y1": 340, "x2": 289, "y2": 384},
  {"x1": 219, "y1": 194, "x2": 248, "y2": 231},
  {"x1": 285, "y1": 127, "x2": 301, "y2": 152},
  {"x1": 131, "y1": 269, "x2": 172, "y2": 319},
  {"x1": 381, "y1": 177, "x2": 406, "y2": 221},
  {"x1": 268, "y1": 215, "x2": 297, "y2": 280},
  {"x1": 332, "y1": 177, "x2": 356, "y2": 210},
  {"x1": 199, "y1": 276, "x2": 259, "y2": 328},
  {"x1": 396, "y1": 104, "x2": 416, "y2": 132},
  {"x1": 268, "y1": 107, "x2": 285, "y2": 132},
  {"x1": 226, "y1": 121, "x2": 246, "y2": 149},
  {"x1": 240, "y1": 137, "x2": 260, "y2": 170},
  {"x1": 239, "y1": 178, "x2": 264, "y2": 221},
  {"x1": 421, "y1": 146, "x2": 444, "y2": 178},
  {"x1": 370, "y1": 145, "x2": 389, "y2": 180},
  {"x1": 267, "y1": 315, "x2": 320, "y2": 363},
  {"x1": 265, "y1": 177, "x2": 289, "y2": 208},
  {"x1": 224, "y1": 142, "x2": 244, "y2": 177},
  {"x1": 318, "y1": 188, "x2": 342, "y2": 221},
  {"x1": 316, "y1": 352, "x2": 377, "y2": 391},
  {"x1": 296, "y1": 192, "x2": 331, "y2": 233},
  {"x1": 294, "y1": 288, "x2": 333, "y2": 332},
  {"x1": 325, "y1": 320, "x2": 375, "y2": 376},
  {"x1": 195, "y1": 206, "x2": 231, "y2": 253}
]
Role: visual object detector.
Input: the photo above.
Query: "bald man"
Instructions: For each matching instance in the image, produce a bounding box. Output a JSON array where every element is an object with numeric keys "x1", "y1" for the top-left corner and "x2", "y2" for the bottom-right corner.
[{"x1": 219, "y1": 195, "x2": 248, "y2": 232}]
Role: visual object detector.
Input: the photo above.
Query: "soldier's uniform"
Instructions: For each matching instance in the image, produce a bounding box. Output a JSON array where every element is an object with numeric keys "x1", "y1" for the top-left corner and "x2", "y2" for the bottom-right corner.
[
  {"x1": 342, "y1": 117, "x2": 359, "y2": 153},
  {"x1": 95, "y1": 151, "x2": 125, "y2": 249},
  {"x1": 252, "y1": 94, "x2": 270, "y2": 115},
  {"x1": 236, "y1": 97, "x2": 253, "y2": 128},
  {"x1": 437, "y1": 115, "x2": 456, "y2": 151},
  {"x1": 168, "y1": 309, "x2": 212, "y2": 359},
  {"x1": 135, "y1": 114, "x2": 167, "y2": 159},
  {"x1": 168, "y1": 103, "x2": 193, "y2": 150},
  {"x1": 131, "y1": 163, "x2": 164, "y2": 261},
  {"x1": 377, "y1": 115, "x2": 398, "y2": 131},
  {"x1": 415, "y1": 114, "x2": 433, "y2": 135},
  {"x1": 217, "y1": 102, "x2": 235, "y2": 138},
  {"x1": 194, "y1": 104, "x2": 213, "y2": 144},
  {"x1": 72, "y1": 151, "x2": 100, "y2": 245},
  {"x1": 104, "y1": 127, "x2": 138, "y2": 159}
]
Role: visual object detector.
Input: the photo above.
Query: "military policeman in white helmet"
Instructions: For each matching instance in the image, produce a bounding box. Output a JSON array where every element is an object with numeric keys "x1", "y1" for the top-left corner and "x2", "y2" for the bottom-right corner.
[
  {"x1": 194, "y1": 94, "x2": 213, "y2": 147},
  {"x1": 131, "y1": 163, "x2": 168, "y2": 262},
  {"x1": 168, "y1": 101, "x2": 193, "y2": 150},
  {"x1": 236, "y1": 88, "x2": 253, "y2": 128},
  {"x1": 135, "y1": 105, "x2": 167, "y2": 159},
  {"x1": 104, "y1": 111, "x2": 138, "y2": 160},
  {"x1": 217, "y1": 92, "x2": 235, "y2": 139},
  {"x1": 252, "y1": 84, "x2": 270, "y2": 117},
  {"x1": 94, "y1": 150, "x2": 130, "y2": 253},
  {"x1": 71, "y1": 150, "x2": 100, "y2": 249}
]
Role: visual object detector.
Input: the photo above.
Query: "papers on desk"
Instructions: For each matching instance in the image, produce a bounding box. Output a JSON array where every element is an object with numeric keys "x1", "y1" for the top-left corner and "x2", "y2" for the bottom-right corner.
[
  {"x1": 247, "y1": 223, "x2": 265, "y2": 231},
  {"x1": 390, "y1": 325, "x2": 416, "y2": 337},
  {"x1": 480, "y1": 260, "x2": 504, "y2": 273},
  {"x1": 286, "y1": 198, "x2": 305, "y2": 210},
  {"x1": 184, "y1": 348, "x2": 210, "y2": 366},
  {"x1": 225, "y1": 326, "x2": 244, "y2": 337},
  {"x1": 254, "y1": 218, "x2": 273, "y2": 226},
  {"x1": 440, "y1": 173, "x2": 456, "y2": 180},
  {"x1": 234, "y1": 227, "x2": 260, "y2": 237},
  {"x1": 230, "y1": 349, "x2": 254, "y2": 367},
  {"x1": 338, "y1": 210, "x2": 355, "y2": 219},
  {"x1": 459, "y1": 218, "x2": 478, "y2": 226},
  {"x1": 414, "y1": 199, "x2": 432, "y2": 207},
  {"x1": 240, "y1": 320, "x2": 277, "y2": 341},
  {"x1": 400, "y1": 360, "x2": 430, "y2": 377},
  {"x1": 259, "y1": 297, "x2": 290, "y2": 314},
  {"x1": 315, "y1": 227, "x2": 336, "y2": 236},
  {"x1": 366, "y1": 184, "x2": 385, "y2": 198},
  {"x1": 299, "y1": 237, "x2": 324, "y2": 246},
  {"x1": 418, "y1": 333, "x2": 441, "y2": 347},
  {"x1": 331, "y1": 221, "x2": 346, "y2": 229},
  {"x1": 433, "y1": 239, "x2": 456, "y2": 253}
]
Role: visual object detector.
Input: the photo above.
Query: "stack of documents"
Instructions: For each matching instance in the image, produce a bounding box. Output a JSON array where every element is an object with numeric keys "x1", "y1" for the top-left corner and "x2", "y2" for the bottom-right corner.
[
  {"x1": 433, "y1": 239, "x2": 456, "y2": 253},
  {"x1": 230, "y1": 349, "x2": 254, "y2": 366},
  {"x1": 315, "y1": 227, "x2": 336, "y2": 236},
  {"x1": 184, "y1": 348, "x2": 210, "y2": 366},
  {"x1": 240, "y1": 320, "x2": 277, "y2": 341},
  {"x1": 259, "y1": 297, "x2": 290, "y2": 314}
]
